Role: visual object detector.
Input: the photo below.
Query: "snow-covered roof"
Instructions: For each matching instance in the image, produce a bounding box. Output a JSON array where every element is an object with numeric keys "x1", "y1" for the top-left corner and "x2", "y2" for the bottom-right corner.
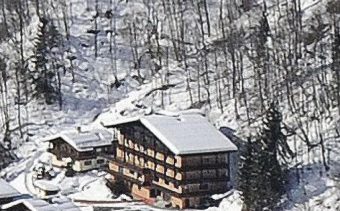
[
  {"x1": 104, "y1": 114, "x2": 238, "y2": 155},
  {"x1": 1, "y1": 198, "x2": 80, "y2": 211},
  {"x1": 44, "y1": 128, "x2": 113, "y2": 152},
  {"x1": 34, "y1": 180, "x2": 60, "y2": 192},
  {"x1": 0, "y1": 179, "x2": 21, "y2": 199}
]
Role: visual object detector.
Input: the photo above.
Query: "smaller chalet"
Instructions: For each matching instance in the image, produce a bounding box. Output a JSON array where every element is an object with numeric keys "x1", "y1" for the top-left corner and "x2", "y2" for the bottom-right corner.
[
  {"x1": 45, "y1": 128, "x2": 115, "y2": 172},
  {"x1": 0, "y1": 179, "x2": 22, "y2": 205}
]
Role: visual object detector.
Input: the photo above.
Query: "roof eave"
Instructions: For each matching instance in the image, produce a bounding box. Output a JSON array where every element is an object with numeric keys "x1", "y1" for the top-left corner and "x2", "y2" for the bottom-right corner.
[{"x1": 175, "y1": 147, "x2": 238, "y2": 156}]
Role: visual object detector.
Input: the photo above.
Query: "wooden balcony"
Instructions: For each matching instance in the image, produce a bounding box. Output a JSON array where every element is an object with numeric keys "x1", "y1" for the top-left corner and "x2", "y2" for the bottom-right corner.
[
  {"x1": 109, "y1": 159, "x2": 143, "y2": 173},
  {"x1": 152, "y1": 182, "x2": 228, "y2": 198},
  {"x1": 109, "y1": 170, "x2": 144, "y2": 186}
]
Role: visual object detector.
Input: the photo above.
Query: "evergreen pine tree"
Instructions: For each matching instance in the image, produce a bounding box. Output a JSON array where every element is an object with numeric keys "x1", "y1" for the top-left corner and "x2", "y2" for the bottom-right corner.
[
  {"x1": 239, "y1": 102, "x2": 294, "y2": 211},
  {"x1": 256, "y1": 102, "x2": 294, "y2": 210},
  {"x1": 47, "y1": 21, "x2": 64, "y2": 108},
  {"x1": 31, "y1": 17, "x2": 63, "y2": 104},
  {"x1": 256, "y1": 2, "x2": 271, "y2": 58}
]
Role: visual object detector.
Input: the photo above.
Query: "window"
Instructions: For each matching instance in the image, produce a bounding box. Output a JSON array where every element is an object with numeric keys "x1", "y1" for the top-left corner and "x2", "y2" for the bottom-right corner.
[
  {"x1": 150, "y1": 189, "x2": 156, "y2": 197},
  {"x1": 199, "y1": 183, "x2": 209, "y2": 190},
  {"x1": 186, "y1": 171, "x2": 199, "y2": 179},
  {"x1": 203, "y1": 158, "x2": 210, "y2": 164},
  {"x1": 164, "y1": 180, "x2": 169, "y2": 186},
  {"x1": 183, "y1": 185, "x2": 189, "y2": 191},
  {"x1": 145, "y1": 135, "x2": 152, "y2": 144},
  {"x1": 134, "y1": 131, "x2": 140, "y2": 138},
  {"x1": 96, "y1": 148, "x2": 102, "y2": 152},
  {"x1": 61, "y1": 145, "x2": 67, "y2": 152},
  {"x1": 203, "y1": 170, "x2": 216, "y2": 178},
  {"x1": 129, "y1": 169, "x2": 135, "y2": 175},
  {"x1": 84, "y1": 160, "x2": 92, "y2": 166},
  {"x1": 155, "y1": 141, "x2": 162, "y2": 149},
  {"x1": 97, "y1": 159, "x2": 105, "y2": 164}
]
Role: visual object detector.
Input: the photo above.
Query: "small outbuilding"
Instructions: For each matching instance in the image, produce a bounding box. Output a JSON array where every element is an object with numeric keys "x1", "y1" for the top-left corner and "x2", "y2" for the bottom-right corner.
[{"x1": 34, "y1": 180, "x2": 60, "y2": 199}]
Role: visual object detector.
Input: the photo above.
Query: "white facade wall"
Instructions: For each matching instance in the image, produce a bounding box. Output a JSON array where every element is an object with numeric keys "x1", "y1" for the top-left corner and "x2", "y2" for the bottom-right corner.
[
  {"x1": 50, "y1": 153, "x2": 108, "y2": 172},
  {"x1": 72, "y1": 157, "x2": 108, "y2": 172}
]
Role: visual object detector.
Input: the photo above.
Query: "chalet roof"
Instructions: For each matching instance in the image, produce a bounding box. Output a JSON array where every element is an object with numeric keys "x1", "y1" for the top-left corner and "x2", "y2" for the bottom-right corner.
[
  {"x1": 0, "y1": 179, "x2": 22, "y2": 199},
  {"x1": 44, "y1": 128, "x2": 113, "y2": 152},
  {"x1": 104, "y1": 113, "x2": 238, "y2": 155},
  {"x1": 1, "y1": 198, "x2": 80, "y2": 211}
]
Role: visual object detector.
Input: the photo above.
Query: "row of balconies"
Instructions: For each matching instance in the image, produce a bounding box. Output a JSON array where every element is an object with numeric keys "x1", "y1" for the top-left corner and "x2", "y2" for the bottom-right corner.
[
  {"x1": 109, "y1": 161, "x2": 229, "y2": 196},
  {"x1": 109, "y1": 159, "x2": 228, "y2": 185},
  {"x1": 109, "y1": 161, "x2": 145, "y2": 184},
  {"x1": 116, "y1": 145, "x2": 180, "y2": 166},
  {"x1": 110, "y1": 158, "x2": 184, "y2": 180},
  {"x1": 117, "y1": 140, "x2": 228, "y2": 168},
  {"x1": 116, "y1": 146, "x2": 228, "y2": 172}
]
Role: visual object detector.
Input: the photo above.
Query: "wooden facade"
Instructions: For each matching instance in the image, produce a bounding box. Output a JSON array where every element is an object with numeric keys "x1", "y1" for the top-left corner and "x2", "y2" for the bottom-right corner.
[{"x1": 108, "y1": 122, "x2": 233, "y2": 209}]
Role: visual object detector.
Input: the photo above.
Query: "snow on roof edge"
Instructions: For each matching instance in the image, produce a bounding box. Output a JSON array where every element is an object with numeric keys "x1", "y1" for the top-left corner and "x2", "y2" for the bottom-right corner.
[
  {"x1": 101, "y1": 116, "x2": 140, "y2": 127},
  {"x1": 1, "y1": 198, "x2": 81, "y2": 211},
  {"x1": 42, "y1": 129, "x2": 113, "y2": 152},
  {"x1": 34, "y1": 180, "x2": 60, "y2": 192},
  {"x1": 1, "y1": 199, "x2": 49, "y2": 211}
]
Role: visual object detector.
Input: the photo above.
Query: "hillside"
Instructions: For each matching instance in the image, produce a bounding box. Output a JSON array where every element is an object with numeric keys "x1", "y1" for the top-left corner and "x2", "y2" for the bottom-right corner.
[{"x1": 0, "y1": 0, "x2": 340, "y2": 210}]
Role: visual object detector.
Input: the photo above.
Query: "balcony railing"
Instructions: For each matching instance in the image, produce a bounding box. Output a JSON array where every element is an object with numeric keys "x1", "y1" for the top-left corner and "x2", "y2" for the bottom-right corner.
[{"x1": 117, "y1": 145, "x2": 228, "y2": 172}]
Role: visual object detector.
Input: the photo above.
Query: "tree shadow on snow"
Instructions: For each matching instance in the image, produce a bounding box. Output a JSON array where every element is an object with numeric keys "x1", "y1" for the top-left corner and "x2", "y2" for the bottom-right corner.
[{"x1": 282, "y1": 163, "x2": 330, "y2": 210}]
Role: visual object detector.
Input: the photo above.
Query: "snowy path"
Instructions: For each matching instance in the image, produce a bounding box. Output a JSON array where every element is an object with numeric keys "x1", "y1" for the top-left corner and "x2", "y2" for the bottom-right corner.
[{"x1": 24, "y1": 150, "x2": 45, "y2": 195}]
